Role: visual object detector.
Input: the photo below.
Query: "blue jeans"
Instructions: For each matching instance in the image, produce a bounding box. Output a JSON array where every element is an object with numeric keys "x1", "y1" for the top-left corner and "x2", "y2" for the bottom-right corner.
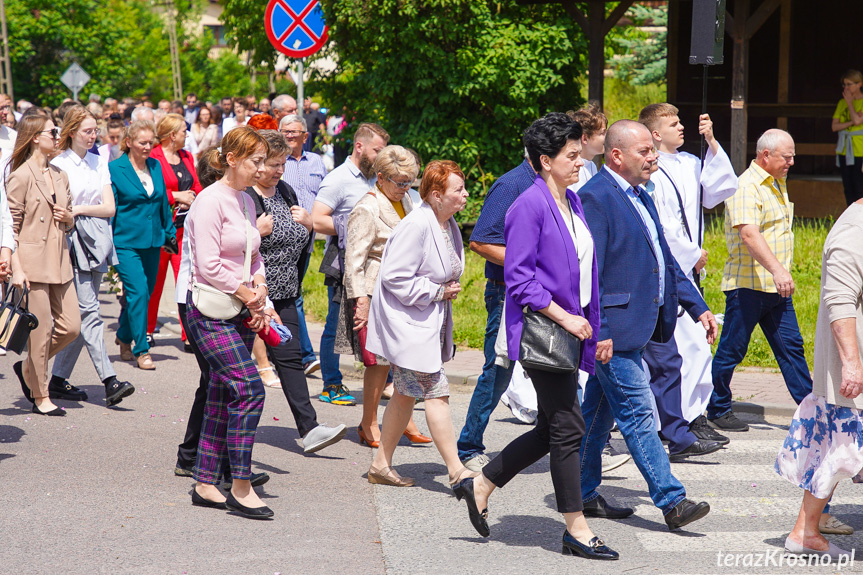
[
  {"x1": 708, "y1": 289, "x2": 812, "y2": 419},
  {"x1": 295, "y1": 255, "x2": 317, "y2": 365},
  {"x1": 580, "y1": 348, "x2": 687, "y2": 514},
  {"x1": 457, "y1": 282, "x2": 514, "y2": 461},
  {"x1": 319, "y1": 285, "x2": 342, "y2": 389}
]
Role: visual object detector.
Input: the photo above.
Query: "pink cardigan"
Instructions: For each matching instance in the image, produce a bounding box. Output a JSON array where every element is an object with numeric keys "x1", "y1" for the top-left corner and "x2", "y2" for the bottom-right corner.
[{"x1": 185, "y1": 181, "x2": 264, "y2": 293}]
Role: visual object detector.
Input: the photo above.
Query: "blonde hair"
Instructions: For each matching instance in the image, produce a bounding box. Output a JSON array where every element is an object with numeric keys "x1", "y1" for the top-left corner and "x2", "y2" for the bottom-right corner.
[
  {"x1": 372, "y1": 145, "x2": 419, "y2": 183},
  {"x1": 156, "y1": 113, "x2": 187, "y2": 142},
  {"x1": 121, "y1": 120, "x2": 156, "y2": 153},
  {"x1": 58, "y1": 106, "x2": 97, "y2": 151},
  {"x1": 638, "y1": 103, "x2": 680, "y2": 133},
  {"x1": 842, "y1": 69, "x2": 863, "y2": 85}
]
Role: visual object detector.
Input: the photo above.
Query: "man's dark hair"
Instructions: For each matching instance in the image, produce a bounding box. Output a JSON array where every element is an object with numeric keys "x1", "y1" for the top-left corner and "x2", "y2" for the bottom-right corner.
[
  {"x1": 186, "y1": 92, "x2": 197, "y2": 100},
  {"x1": 522, "y1": 113, "x2": 583, "y2": 172}
]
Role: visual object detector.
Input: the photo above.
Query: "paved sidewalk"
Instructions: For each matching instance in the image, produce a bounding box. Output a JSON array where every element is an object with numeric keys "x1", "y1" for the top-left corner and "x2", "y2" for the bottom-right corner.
[{"x1": 299, "y1": 323, "x2": 800, "y2": 417}]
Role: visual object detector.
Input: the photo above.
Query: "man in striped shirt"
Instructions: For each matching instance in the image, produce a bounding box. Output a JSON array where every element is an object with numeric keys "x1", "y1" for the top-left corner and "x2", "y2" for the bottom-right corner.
[{"x1": 281, "y1": 114, "x2": 328, "y2": 376}]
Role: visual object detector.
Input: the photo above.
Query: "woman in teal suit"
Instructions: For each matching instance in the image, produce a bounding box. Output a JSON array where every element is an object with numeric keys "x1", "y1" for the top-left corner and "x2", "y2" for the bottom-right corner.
[{"x1": 110, "y1": 120, "x2": 176, "y2": 370}]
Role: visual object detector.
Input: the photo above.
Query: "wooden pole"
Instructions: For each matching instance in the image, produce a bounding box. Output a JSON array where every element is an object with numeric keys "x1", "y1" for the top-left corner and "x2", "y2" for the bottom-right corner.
[
  {"x1": 776, "y1": 0, "x2": 791, "y2": 131},
  {"x1": 0, "y1": 0, "x2": 12, "y2": 101},
  {"x1": 587, "y1": 0, "x2": 605, "y2": 108},
  {"x1": 730, "y1": 0, "x2": 750, "y2": 173}
]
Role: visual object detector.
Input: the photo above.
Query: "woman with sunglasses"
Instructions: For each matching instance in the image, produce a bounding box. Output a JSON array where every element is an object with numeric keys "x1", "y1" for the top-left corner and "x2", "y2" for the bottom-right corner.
[
  {"x1": 341, "y1": 145, "x2": 430, "y2": 448},
  {"x1": 48, "y1": 106, "x2": 135, "y2": 407},
  {"x1": 6, "y1": 111, "x2": 82, "y2": 416}
]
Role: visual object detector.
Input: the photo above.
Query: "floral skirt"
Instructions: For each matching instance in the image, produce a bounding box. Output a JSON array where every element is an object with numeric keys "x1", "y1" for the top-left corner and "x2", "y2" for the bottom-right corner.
[
  {"x1": 392, "y1": 364, "x2": 450, "y2": 400},
  {"x1": 775, "y1": 393, "x2": 863, "y2": 499}
]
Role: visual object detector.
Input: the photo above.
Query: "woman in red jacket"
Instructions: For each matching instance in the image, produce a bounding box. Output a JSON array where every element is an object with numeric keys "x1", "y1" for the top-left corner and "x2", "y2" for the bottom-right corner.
[{"x1": 148, "y1": 113, "x2": 202, "y2": 349}]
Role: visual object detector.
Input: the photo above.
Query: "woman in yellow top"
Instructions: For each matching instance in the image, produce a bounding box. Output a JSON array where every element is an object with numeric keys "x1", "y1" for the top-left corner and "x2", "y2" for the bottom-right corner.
[
  {"x1": 341, "y1": 145, "x2": 431, "y2": 448},
  {"x1": 832, "y1": 69, "x2": 863, "y2": 206}
]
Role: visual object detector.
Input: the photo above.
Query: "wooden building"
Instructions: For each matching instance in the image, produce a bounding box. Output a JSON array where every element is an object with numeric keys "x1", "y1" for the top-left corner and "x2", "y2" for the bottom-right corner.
[{"x1": 523, "y1": 0, "x2": 859, "y2": 217}]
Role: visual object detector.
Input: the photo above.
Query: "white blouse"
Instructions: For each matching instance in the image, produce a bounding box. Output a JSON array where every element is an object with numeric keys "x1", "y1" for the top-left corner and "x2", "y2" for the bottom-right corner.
[
  {"x1": 51, "y1": 149, "x2": 111, "y2": 206},
  {"x1": 561, "y1": 205, "x2": 594, "y2": 308}
]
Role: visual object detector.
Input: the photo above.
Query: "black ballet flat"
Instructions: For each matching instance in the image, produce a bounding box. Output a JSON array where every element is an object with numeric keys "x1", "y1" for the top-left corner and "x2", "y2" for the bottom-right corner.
[
  {"x1": 32, "y1": 404, "x2": 65, "y2": 417},
  {"x1": 191, "y1": 489, "x2": 227, "y2": 510},
  {"x1": 14, "y1": 361, "x2": 34, "y2": 404},
  {"x1": 452, "y1": 476, "x2": 490, "y2": 537},
  {"x1": 225, "y1": 491, "x2": 274, "y2": 519},
  {"x1": 562, "y1": 531, "x2": 619, "y2": 560}
]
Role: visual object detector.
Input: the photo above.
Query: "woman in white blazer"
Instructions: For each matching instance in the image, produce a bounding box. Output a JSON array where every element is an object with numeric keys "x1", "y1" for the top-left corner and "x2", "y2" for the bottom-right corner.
[{"x1": 365, "y1": 160, "x2": 472, "y2": 488}]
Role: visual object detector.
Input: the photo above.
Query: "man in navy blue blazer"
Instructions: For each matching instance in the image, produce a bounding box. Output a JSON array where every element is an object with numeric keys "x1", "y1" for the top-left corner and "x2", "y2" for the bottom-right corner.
[{"x1": 577, "y1": 120, "x2": 719, "y2": 531}]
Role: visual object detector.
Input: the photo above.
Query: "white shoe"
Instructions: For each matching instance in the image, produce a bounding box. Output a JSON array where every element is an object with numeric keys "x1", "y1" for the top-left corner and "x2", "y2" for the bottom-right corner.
[
  {"x1": 602, "y1": 445, "x2": 631, "y2": 474},
  {"x1": 463, "y1": 453, "x2": 491, "y2": 472},
  {"x1": 302, "y1": 423, "x2": 347, "y2": 453},
  {"x1": 784, "y1": 536, "x2": 852, "y2": 562},
  {"x1": 258, "y1": 366, "x2": 281, "y2": 388}
]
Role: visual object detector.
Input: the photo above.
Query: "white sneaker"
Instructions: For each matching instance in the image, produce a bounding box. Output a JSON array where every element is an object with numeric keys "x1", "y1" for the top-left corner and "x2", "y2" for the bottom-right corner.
[
  {"x1": 463, "y1": 453, "x2": 491, "y2": 472},
  {"x1": 602, "y1": 445, "x2": 631, "y2": 474},
  {"x1": 302, "y1": 423, "x2": 347, "y2": 453}
]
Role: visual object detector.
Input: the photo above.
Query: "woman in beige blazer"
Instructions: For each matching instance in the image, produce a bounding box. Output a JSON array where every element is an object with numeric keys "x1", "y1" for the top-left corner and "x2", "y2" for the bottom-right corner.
[
  {"x1": 341, "y1": 145, "x2": 430, "y2": 447},
  {"x1": 7, "y1": 111, "x2": 81, "y2": 416}
]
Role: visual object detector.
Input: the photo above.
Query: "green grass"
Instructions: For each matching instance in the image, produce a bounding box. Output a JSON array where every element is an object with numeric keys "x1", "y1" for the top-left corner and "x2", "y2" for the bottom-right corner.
[{"x1": 303, "y1": 218, "x2": 830, "y2": 368}]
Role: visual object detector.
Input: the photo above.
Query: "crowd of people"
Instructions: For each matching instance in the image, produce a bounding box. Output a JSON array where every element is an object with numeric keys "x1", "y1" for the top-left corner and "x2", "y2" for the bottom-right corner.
[{"x1": 0, "y1": 72, "x2": 861, "y2": 563}]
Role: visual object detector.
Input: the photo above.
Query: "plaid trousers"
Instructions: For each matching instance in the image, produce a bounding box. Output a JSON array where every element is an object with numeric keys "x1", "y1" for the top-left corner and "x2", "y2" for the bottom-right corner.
[{"x1": 185, "y1": 296, "x2": 265, "y2": 484}]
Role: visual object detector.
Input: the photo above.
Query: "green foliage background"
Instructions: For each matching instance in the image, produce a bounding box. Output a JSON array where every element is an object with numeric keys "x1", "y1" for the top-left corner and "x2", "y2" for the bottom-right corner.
[{"x1": 5, "y1": 0, "x2": 286, "y2": 106}]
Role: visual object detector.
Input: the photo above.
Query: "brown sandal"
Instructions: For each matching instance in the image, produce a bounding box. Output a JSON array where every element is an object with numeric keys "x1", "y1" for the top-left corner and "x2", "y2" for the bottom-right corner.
[{"x1": 368, "y1": 465, "x2": 415, "y2": 487}]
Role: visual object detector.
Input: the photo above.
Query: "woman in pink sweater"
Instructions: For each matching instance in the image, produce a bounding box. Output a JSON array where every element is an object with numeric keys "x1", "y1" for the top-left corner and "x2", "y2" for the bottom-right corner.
[{"x1": 182, "y1": 127, "x2": 274, "y2": 519}]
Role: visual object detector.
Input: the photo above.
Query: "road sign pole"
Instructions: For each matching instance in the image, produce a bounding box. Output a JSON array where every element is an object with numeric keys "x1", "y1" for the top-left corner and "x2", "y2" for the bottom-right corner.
[{"x1": 297, "y1": 59, "x2": 304, "y2": 122}]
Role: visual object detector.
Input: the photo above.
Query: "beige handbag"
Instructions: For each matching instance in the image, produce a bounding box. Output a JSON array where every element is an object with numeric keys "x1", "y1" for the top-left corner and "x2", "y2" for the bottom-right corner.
[{"x1": 190, "y1": 201, "x2": 254, "y2": 320}]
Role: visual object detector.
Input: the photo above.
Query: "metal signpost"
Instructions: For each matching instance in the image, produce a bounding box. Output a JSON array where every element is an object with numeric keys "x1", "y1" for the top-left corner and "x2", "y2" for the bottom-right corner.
[
  {"x1": 60, "y1": 62, "x2": 90, "y2": 102},
  {"x1": 264, "y1": 0, "x2": 328, "y2": 119}
]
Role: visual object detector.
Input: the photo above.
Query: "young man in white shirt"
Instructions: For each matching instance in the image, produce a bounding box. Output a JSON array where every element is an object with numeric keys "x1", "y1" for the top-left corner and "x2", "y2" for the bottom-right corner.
[{"x1": 639, "y1": 103, "x2": 738, "y2": 454}]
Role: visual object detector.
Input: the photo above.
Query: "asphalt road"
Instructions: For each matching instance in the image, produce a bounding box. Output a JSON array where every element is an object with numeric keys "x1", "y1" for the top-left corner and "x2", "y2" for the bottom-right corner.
[{"x1": 2, "y1": 287, "x2": 862, "y2": 574}]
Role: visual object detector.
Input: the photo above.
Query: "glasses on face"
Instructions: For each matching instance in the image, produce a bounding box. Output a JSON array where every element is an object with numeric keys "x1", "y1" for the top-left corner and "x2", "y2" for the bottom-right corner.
[
  {"x1": 80, "y1": 128, "x2": 99, "y2": 136},
  {"x1": 280, "y1": 129, "x2": 306, "y2": 137},
  {"x1": 0, "y1": 105, "x2": 10, "y2": 111},
  {"x1": 41, "y1": 127, "x2": 61, "y2": 139},
  {"x1": 387, "y1": 177, "x2": 413, "y2": 189}
]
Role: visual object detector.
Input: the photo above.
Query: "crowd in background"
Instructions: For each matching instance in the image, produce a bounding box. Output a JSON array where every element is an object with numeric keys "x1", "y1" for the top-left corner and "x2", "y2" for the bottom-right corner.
[{"x1": 0, "y1": 70, "x2": 861, "y2": 562}]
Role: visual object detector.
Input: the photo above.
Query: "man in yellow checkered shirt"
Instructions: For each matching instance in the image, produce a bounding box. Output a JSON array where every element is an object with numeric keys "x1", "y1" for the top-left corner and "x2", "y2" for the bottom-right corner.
[{"x1": 707, "y1": 129, "x2": 812, "y2": 432}]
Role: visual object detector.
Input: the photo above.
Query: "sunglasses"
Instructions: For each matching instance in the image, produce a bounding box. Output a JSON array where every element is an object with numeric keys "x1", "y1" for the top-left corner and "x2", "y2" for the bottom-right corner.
[
  {"x1": 41, "y1": 127, "x2": 61, "y2": 139},
  {"x1": 387, "y1": 177, "x2": 413, "y2": 189}
]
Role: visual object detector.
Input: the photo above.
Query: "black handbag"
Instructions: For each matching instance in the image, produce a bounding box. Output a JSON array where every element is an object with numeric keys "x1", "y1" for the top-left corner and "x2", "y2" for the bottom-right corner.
[
  {"x1": 0, "y1": 285, "x2": 39, "y2": 354},
  {"x1": 518, "y1": 307, "x2": 581, "y2": 374}
]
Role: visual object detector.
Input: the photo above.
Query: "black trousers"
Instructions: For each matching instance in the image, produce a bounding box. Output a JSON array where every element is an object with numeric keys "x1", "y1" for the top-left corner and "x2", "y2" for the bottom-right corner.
[
  {"x1": 840, "y1": 156, "x2": 863, "y2": 206},
  {"x1": 482, "y1": 367, "x2": 585, "y2": 513},
  {"x1": 269, "y1": 297, "x2": 318, "y2": 438},
  {"x1": 176, "y1": 302, "x2": 211, "y2": 469}
]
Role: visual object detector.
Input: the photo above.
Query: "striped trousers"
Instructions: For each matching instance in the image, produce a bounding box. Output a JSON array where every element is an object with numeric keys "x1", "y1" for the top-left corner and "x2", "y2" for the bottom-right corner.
[{"x1": 185, "y1": 295, "x2": 265, "y2": 484}]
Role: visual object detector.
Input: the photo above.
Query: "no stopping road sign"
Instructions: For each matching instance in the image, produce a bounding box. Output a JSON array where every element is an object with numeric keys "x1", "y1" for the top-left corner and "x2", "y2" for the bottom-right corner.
[{"x1": 265, "y1": 0, "x2": 328, "y2": 58}]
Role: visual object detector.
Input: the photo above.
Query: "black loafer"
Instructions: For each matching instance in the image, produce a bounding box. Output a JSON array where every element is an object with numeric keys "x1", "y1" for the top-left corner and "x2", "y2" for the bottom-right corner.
[
  {"x1": 104, "y1": 377, "x2": 135, "y2": 406},
  {"x1": 664, "y1": 499, "x2": 710, "y2": 530},
  {"x1": 225, "y1": 491, "x2": 273, "y2": 519},
  {"x1": 32, "y1": 404, "x2": 65, "y2": 416},
  {"x1": 669, "y1": 439, "x2": 723, "y2": 462},
  {"x1": 48, "y1": 377, "x2": 88, "y2": 401},
  {"x1": 689, "y1": 415, "x2": 730, "y2": 445},
  {"x1": 452, "y1": 476, "x2": 490, "y2": 537},
  {"x1": 13, "y1": 361, "x2": 34, "y2": 404},
  {"x1": 582, "y1": 494, "x2": 634, "y2": 519},
  {"x1": 192, "y1": 489, "x2": 227, "y2": 509},
  {"x1": 222, "y1": 471, "x2": 270, "y2": 489},
  {"x1": 562, "y1": 531, "x2": 619, "y2": 560}
]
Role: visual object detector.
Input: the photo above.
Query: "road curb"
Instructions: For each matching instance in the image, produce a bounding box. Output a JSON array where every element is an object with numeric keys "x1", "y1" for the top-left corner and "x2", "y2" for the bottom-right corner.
[{"x1": 732, "y1": 400, "x2": 797, "y2": 418}]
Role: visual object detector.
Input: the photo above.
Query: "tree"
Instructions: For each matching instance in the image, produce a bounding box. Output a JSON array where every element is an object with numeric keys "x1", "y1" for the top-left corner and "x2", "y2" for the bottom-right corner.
[
  {"x1": 5, "y1": 0, "x2": 264, "y2": 106},
  {"x1": 609, "y1": 3, "x2": 667, "y2": 86}
]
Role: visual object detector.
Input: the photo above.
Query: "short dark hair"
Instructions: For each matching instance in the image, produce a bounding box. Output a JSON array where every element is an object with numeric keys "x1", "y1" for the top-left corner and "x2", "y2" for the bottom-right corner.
[{"x1": 522, "y1": 113, "x2": 583, "y2": 171}]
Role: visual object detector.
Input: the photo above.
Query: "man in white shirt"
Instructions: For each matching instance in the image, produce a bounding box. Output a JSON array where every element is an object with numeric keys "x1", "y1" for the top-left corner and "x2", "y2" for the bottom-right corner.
[
  {"x1": 639, "y1": 103, "x2": 738, "y2": 454},
  {"x1": 0, "y1": 94, "x2": 17, "y2": 164},
  {"x1": 310, "y1": 123, "x2": 388, "y2": 406}
]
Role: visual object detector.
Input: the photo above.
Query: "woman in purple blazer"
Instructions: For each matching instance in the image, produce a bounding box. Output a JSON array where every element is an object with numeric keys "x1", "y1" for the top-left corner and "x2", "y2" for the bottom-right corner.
[
  {"x1": 365, "y1": 160, "x2": 473, "y2": 489},
  {"x1": 453, "y1": 114, "x2": 617, "y2": 560}
]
